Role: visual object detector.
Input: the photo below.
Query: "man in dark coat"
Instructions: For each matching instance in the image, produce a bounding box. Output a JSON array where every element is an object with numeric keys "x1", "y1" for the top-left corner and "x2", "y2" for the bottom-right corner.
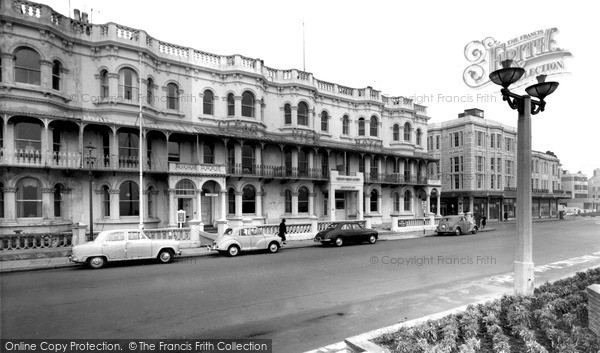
[{"x1": 279, "y1": 218, "x2": 287, "y2": 244}]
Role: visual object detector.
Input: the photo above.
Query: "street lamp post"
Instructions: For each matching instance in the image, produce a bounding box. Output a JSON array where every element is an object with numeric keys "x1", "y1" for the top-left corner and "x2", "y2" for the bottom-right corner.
[
  {"x1": 489, "y1": 59, "x2": 559, "y2": 295},
  {"x1": 85, "y1": 144, "x2": 97, "y2": 240}
]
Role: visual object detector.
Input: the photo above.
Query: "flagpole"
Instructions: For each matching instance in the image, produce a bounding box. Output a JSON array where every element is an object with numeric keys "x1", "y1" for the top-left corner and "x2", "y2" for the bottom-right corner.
[
  {"x1": 138, "y1": 54, "x2": 144, "y2": 230},
  {"x1": 302, "y1": 21, "x2": 306, "y2": 71}
]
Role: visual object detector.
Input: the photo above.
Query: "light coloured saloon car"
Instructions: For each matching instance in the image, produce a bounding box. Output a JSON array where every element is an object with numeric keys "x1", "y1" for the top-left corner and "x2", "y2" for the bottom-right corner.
[
  {"x1": 208, "y1": 226, "x2": 282, "y2": 257},
  {"x1": 69, "y1": 229, "x2": 182, "y2": 269}
]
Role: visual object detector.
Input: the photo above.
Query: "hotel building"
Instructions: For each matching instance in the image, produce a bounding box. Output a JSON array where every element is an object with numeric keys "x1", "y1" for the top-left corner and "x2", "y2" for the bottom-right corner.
[{"x1": 0, "y1": 0, "x2": 441, "y2": 235}]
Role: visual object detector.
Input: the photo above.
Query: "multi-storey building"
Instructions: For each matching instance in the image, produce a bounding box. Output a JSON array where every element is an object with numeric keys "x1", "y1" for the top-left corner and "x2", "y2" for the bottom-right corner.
[
  {"x1": 589, "y1": 169, "x2": 600, "y2": 211},
  {"x1": 561, "y1": 169, "x2": 599, "y2": 211},
  {"x1": 428, "y1": 108, "x2": 564, "y2": 221},
  {"x1": 0, "y1": 0, "x2": 441, "y2": 235}
]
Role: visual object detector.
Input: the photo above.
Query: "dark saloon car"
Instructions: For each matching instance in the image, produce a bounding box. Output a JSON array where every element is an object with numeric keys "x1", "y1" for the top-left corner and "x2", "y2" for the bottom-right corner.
[
  {"x1": 435, "y1": 215, "x2": 478, "y2": 236},
  {"x1": 314, "y1": 221, "x2": 378, "y2": 247}
]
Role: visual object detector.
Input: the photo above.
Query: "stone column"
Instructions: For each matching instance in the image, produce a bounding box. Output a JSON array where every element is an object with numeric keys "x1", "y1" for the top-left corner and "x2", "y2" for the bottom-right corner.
[
  {"x1": 364, "y1": 156, "x2": 371, "y2": 180},
  {"x1": 4, "y1": 187, "x2": 17, "y2": 221},
  {"x1": 437, "y1": 194, "x2": 441, "y2": 216},
  {"x1": 291, "y1": 106, "x2": 298, "y2": 126},
  {"x1": 167, "y1": 189, "x2": 176, "y2": 227},
  {"x1": 111, "y1": 129, "x2": 118, "y2": 168},
  {"x1": 220, "y1": 191, "x2": 227, "y2": 221},
  {"x1": 357, "y1": 190, "x2": 364, "y2": 220},
  {"x1": 255, "y1": 144, "x2": 262, "y2": 174},
  {"x1": 0, "y1": 53, "x2": 14, "y2": 84},
  {"x1": 308, "y1": 151, "x2": 314, "y2": 176},
  {"x1": 400, "y1": 193, "x2": 405, "y2": 213},
  {"x1": 234, "y1": 96, "x2": 242, "y2": 117},
  {"x1": 254, "y1": 100, "x2": 262, "y2": 121},
  {"x1": 196, "y1": 190, "x2": 203, "y2": 225},
  {"x1": 41, "y1": 188, "x2": 54, "y2": 220},
  {"x1": 108, "y1": 72, "x2": 119, "y2": 100},
  {"x1": 110, "y1": 189, "x2": 120, "y2": 221},
  {"x1": 234, "y1": 143, "x2": 242, "y2": 173},
  {"x1": 41, "y1": 122, "x2": 49, "y2": 166},
  {"x1": 364, "y1": 192, "x2": 370, "y2": 215},
  {"x1": 235, "y1": 191, "x2": 242, "y2": 217},
  {"x1": 426, "y1": 193, "x2": 431, "y2": 216},
  {"x1": 309, "y1": 192, "x2": 316, "y2": 216},
  {"x1": 255, "y1": 190, "x2": 263, "y2": 217},
  {"x1": 292, "y1": 192, "x2": 299, "y2": 216},
  {"x1": 40, "y1": 60, "x2": 53, "y2": 90}
]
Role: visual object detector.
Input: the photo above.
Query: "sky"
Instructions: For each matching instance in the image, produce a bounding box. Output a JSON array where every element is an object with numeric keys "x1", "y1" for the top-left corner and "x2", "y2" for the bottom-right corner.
[{"x1": 36, "y1": 0, "x2": 600, "y2": 177}]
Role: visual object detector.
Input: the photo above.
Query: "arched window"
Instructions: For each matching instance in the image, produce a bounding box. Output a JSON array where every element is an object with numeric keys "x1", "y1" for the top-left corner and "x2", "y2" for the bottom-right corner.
[
  {"x1": 14, "y1": 47, "x2": 41, "y2": 85},
  {"x1": 0, "y1": 182, "x2": 4, "y2": 218},
  {"x1": 298, "y1": 149, "x2": 308, "y2": 176},
  {"x1": 118, "y1": 131, "x2": 139, "y2": 165},
  {"x1": 15, "y1": 121, "x2": 42, "y2": 151},
  {"x1": 203, "y1": 90, "x2": 214, "y2": 115},
  {"x1": 146, "y1": 77, "x2": 154, "y2": 105},
  {"x1": 52, "y1": 60, "x2": 61, "y2": 90},
  {"x1": 370, "y1": 116, "x2": 378, "y2": 137},
  {"x1": 119, "y1": 181, "x2": 139, "y2": 216},
  {"x1": 297, "y1": 102, "x2": 309, "y2": 126},
  {"x1": 101, "y1": 185, "x2": 110, "y2": 217},
  {"x1": 175, "y1": 179, "x2": 196, "y2": 196},
  {"x1": 404, "y1": 122, "x2": 412, "y2": 141},
  {"x1": 100, "y1": 70, "x2": 109, "y2": 98},
  {"x1": 228, "y1": 189, "x2": 236, "y2": 215},
  {"x1": 358, "y1": 118, "x2": 365, "y2": 136},
  {"x1": 227, "y1": 93, "x2": 235, "y2": 116},
  {"x1": 119, "y1": 68, "x2": 138, "y2": 101},
  {"x1": 370, "y1": 189, "x2": 378, "y2": 212},
  {"x1": 203, "y1": 143, "x2": 214, "y2": 164},
  {"x1": 54, "y1": 183, "x2": 64, "y2": 217},
  {"x1": 147, "y1": 186, "x2": 154, "y2": 218},
  {"x1": 241, "y1": 91, "x2": 255, "y2": 117},
  {"x1": 298, "y1": 187, "x2": 309, "y2": 213},
  {"x1": 284, "y1": 190, "x2": 292, "y2": 214},
  {"x1": 16, "y1": 178, "x2": 42, "y2": 218},
  {"x1": 242, "y1": 145, "x2": 255, "y2": 173},
  {"x1": 284, "y1": 104, "x2": 291, "y2": 124},
  {"x1": 167, "y1": 83, "x2": 179, "y2": 110},
  {"x1": 393, "y1": 192, "x2": 400, "y2": 212},
  {"x1": 393, "y1": 124, "x2": 400, "y2": 141},
  {"x1": 321, "y1": 111, "x2": 328, "y2": 132},
  {"x1": 242, "y1": 185, "x2": 255, "y2": 214},
  {"x1": 416, "y1": 128, "x2": 422, "y2": 146},
  {"x1": 342, "y1": 115, "x2": 350, "y2": 135},
  {"x1": 404, "y1": 190, "x2": 412, "y2": 211}
]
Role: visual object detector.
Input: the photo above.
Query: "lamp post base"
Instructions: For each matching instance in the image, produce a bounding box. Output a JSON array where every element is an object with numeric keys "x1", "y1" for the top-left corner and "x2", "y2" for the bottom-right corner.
[{"x1": 514, "y1": 261, "x2": 534, "y2": 296}]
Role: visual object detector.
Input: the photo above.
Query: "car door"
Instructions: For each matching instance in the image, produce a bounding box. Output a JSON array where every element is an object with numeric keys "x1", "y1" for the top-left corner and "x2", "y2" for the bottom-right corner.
[
  {"x1": 237, "y1": 228, "x2": 253, "y2": 251},
  {"x1": 102, "y1": 231, "x2": 126, "y2": 260},
  {"x1": 126, "y1": 230, "x2": 152, "y2": 259},
  {"x1": 251, "y1": 228, "x2": 267, "y2": 250}
]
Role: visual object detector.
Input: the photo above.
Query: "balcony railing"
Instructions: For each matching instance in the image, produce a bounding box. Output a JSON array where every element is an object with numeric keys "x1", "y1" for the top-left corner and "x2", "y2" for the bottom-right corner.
[
  {"x1": 225, "y1": 164, "x2": 329, "y2": 179},
  {"x1": 363, "y1": 172, "x2": 426, "y2": 184}
]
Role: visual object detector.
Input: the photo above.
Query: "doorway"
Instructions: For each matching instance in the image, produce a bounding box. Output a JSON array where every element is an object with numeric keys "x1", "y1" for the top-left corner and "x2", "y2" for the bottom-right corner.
[{"x1": 177, "y1": 198, "x2": 194, "y2": 225}]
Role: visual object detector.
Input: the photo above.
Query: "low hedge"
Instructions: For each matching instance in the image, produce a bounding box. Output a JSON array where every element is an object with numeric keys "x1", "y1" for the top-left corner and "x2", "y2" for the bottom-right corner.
[{"x1": 375, "y1": 268, "x2": 600, "y2": 352}]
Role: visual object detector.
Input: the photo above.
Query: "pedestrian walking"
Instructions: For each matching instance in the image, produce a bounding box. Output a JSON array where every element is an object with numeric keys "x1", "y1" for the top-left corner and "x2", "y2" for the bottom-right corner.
[
  {"x1": 481, "y1": 214, "x2": 487, "y2": 229},
  {"x1": 278, "y1": 218, "x2": 287, "y2": 244},
  {"x1": 504, "y1": 211, "x2": 508, "y2": 222},
  {"x1": 474, "y1": 212, "x2": 481, "y2": 228}
]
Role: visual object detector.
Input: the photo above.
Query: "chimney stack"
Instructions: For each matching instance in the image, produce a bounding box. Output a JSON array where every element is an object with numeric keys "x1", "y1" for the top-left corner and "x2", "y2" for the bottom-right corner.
[
  {"x1": 73, "y1": 9, "x2": 81, "y2": 21},
  {"x1": 81, "y1": 12, "x2": 88, "y2": 23}
]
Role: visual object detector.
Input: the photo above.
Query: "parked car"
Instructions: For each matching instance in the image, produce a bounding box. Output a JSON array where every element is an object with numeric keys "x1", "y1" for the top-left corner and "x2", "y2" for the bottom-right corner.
[
  {"x1": 313, "y1": 221, "x2": 378, "y2": 247},
  {"x1": 435, "y1": 215, "x2": 478, "y2": 236},
  {"x1": 69, "y1": 229, "x2": 182, "y2": 269},
  {"x1": 207, "y1": 226, "x2": 282, "y2": 257}
]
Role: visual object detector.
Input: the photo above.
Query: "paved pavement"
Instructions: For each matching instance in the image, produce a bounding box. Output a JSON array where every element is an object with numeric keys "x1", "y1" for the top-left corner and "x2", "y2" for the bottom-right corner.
[{"x1": 0, "y1": 229, "x2": 438, "y2": 273}]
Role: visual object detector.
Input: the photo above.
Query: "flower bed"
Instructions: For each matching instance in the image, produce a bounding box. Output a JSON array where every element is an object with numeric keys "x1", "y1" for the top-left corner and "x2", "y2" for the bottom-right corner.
[{"x1": 375, "y1": 268, "x2": 600, "y2": 352}]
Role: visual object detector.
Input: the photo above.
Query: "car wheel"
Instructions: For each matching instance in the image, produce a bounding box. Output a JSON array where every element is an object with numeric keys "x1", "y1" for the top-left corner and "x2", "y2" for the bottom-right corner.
[
  {"x1": 228, "y1": 245, "x2": 240, "y2": 257},
  {"x1": 268, "y1": 242, "x2": 279, "y2": 253},
  {"x1": 334, "y1": 237, "x2": 344, "y2": 247},
  {"x1": 158, "y1": 249, "x2": 173, "y2": 263},
  {"x1": 368, "y1": 235, "x2": 377, "y2": 244},
  {"x1": 454, "y1": 227, "x2": 462, "y2": 236},
  {"x1": 87, "y1": 256, "x2": 106, "y2": 269},
  {"x1": 471, "y1": 227, "x2": 478, "y2": 234}
]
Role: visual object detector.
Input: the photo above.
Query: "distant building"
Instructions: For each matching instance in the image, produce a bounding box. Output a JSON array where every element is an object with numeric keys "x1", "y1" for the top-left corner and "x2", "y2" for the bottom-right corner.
[
  {"x1": 428, "y1": 108, "x2": 564, "y2": 220},
  {"x1": 561, "y1": 169, "x2": 599, "y2": 211}
]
